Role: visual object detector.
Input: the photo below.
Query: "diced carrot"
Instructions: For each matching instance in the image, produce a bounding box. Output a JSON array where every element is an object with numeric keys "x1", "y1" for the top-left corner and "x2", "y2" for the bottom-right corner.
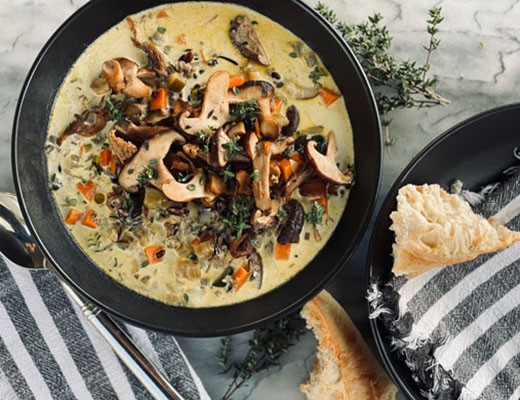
[
  {"x1": 76, "y1": 180, "x2": 96, "y2": 201},
  {"x1": 82, "y1": 209, "x2": 98, "y2": 229},
  {"x1": 275, "y1": 242, "x2": 291, "y2": 260},
  {"x1": 316, "y1": 196, "x2": 328, "y2": 214},
  {"x1": 157, "y1": 9, "x2": 169, "y2": 18},
  {"x1": 150, "y1": 88, "x2": 168, "y2": 110},
  {"x1": 177, "y1": 33, "x2": 186, "y2": 44},
  {"x1": 228, "y1": 75, "x2": 245, "y2": 89},
  {"x1": 145, "y1": 245, "x2": 164, "y2": 264},
  {"x1": 278, "y1": 158, "x2": 293, "y2": 181},
  {"x1": 319, "y1": 87, "x2": 341, "y2": 106},
  {"x1": 191, "y1": 238, "x2": 202, "y2": 247},
  {"x1": 109, "y1": 155, "x2": 117, "y2": 175},
  {"x1": 65, "y1": 209, "x2": 82, "y2": 225},
  {"x1": 271, "y1": 97, "x2": 283, "y2": 114},
  {"x1": 100, "y1": 149, "x2": 112, "y2": 167},
  {"x1": 290, "y1": 153, "x2": 304, "y2": 164},
  {"x1": 233, "y1": 265, "x2": 250, "y2": 291}
]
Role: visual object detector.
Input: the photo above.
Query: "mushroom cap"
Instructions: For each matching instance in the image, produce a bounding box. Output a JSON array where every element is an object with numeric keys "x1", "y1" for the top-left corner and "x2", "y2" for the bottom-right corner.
[
  {"x1": 102, "y1": 60, "x2": 125, "y2": 93},
  {"x1": 306, "y1": 132, "x2": 354, "y2": 186},
  {"x1": 162, "y1": 170, "x2": 216, "y2": 203}
]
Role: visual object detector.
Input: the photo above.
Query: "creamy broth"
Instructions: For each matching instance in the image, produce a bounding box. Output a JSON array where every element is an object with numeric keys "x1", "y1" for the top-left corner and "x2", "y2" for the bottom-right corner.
[{"x1": 46, "y1": 2, "x2": 354, "y2": 307}]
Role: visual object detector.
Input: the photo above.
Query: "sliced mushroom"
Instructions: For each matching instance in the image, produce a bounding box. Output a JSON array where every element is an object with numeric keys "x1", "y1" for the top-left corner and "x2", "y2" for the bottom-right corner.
[
  {"x1": 306, "y1": 131, "x2": 355, "y2": 186},
  {"x1": 270, "y1": 136, "x2": 295, "y2": 155},
  {"x1": 277, "y1": 200, "x2": 305, "y2": 244},
  {"x1": 284, "y1": 164, "x2": 314, "y2": 199},
  {"x1": 252, "y1": 141, "x2": 273, "y2": 211},
  {"x1": 285, "y1": 81, "x2": 320, "y2": 100},
  {"x1": 108, "y1": 127, "x2": 138, "y2": 163},
  {"x1": 119, "y1": 130, "x2": 186, "y2": 192},
  {"x1": 245, "y1": 131, "x2": 259, "y2": 159},
  {"x1": 57, "y1": 109, "x2": 108, "y2": 146},
  {"x1": 251, "y1": 198, "x2": 279, "y2": 230},
  {"x1": 182, "y1": 143, "x2": 210, "y2": 164},
  {"x1": 90, "y1": 75, "x2": 110, "y2": 95},
  {"x1": 282, "y1": 105, "x2": 300, "y2": 136},
  {"x1": 236, "y1": 170, "x2": 252, "y2": 196},
  {"x1": 116, "y1": 121, "x2": 171, "y2": 144},
  {"x1": 230, "y1": 15, "x2": 270, "y2": 66},
  {"x1": 125, "y1": 103, "x2": 148, "y2": 121},
  {"x1": 228, "y1": 81, "x2": 281, "y2": 140},
  {"x1": 142, "y1": 43, "x2": 171, "y2": 76},
  {"x1": 179, "y1": 71, "x2": 232, "y2": 135},
  {"x1": 227, "y1": 121, "x2": 246, "y2": 137},
  {"x1": 209, "y1": 127, "x2": 231, "y2": 169},
  {"x1": 102, "y1": 60, "x2": 125, "y2": 93},
  {"x1": 162, "y1": 170, "x2": 216, "y2": 203}
]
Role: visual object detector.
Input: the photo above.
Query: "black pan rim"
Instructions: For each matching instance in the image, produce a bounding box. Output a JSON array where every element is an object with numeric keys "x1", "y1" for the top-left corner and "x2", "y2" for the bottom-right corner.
[
  {"x1": 366, "y1": 102, "x2": 520, "y2": 398},
  {"x1": 13, "y1": 0, "x2": 382, "y2": 336}
]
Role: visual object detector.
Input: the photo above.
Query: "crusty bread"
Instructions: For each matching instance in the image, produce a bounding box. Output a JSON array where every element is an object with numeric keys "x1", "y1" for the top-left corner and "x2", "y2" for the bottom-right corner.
[
  {"x1": 300, "y1": 291, "x2": 397, "y2": 400},
  {"x1": 390, "y1": 184, "x2": 520, "y2": 277}
]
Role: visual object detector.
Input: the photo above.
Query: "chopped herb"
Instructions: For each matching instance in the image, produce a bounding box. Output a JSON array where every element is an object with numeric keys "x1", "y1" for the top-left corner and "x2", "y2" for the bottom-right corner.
[
  {"x1": 222, "y1": 166, "x2": 235, "y2": 183},
  {"x1": 141, "y1": 260, "x2": 149, "y2": 268},
  {"x1": 183, "y1": 293, "x2": 190, "y2": 303},
  {"x1": 64, "y1": 197, "x2": 77, "y2": 206},
  {"x1": 232, "y1": 86, "x2": 240, "y2": 95},
  {"x1": 309, "y1": 66, "x2": 326, "y2": 84},
  {"x1": 196, "y1": 130, "x2": 211, "y2": 153},
  {"x1": 104, "y1": 96, "x2": 126, "y2": 122},
  {"x1": 157, "y1": 26, "x2": 167, "y2": 34},
  {"x1": 187, "y1": 184, "x2": 196, "y2": 191},
  {"x1": 251, "y1": 169, "x2": 260, "y2": 181},
  {"x1": 306, "y1": 202, "x2": 325, "y2": 225},
  {"x1": 231, "y1": 100, "x2": 260, "y2": 126},
  {"x1": 127, "y1": 169, "x2": 134, "y2": 175},
  {"x1": 50, "y1": 173, "x2": 56, "y2": 183},
  {"x1": 187, "y1": 253, "x2": 198, "y2": 262},
  {"x1": 222, "y1": 195, "x2": 252, "y2": 237},
  {"x1": 288, "y1": 51, "x2": 298, "y2": 58},
  {"x1": 222, "y1": 138, "x2": 243, "y2": 159},
  {"x1": 275, "y1": 81, "x2": 284, "y2": 89},
  {"x1": 149, "y1": 159, "x2": 158, "y2": 167}
]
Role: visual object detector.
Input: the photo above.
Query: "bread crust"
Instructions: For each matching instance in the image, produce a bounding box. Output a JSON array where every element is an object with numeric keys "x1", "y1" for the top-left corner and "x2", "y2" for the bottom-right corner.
[
  {"x1": 300, "y1": 291, "x2": 397, "y2": 400},
  {"x1": 390, "y1": 184, "x2": 520, "y2": 277}
]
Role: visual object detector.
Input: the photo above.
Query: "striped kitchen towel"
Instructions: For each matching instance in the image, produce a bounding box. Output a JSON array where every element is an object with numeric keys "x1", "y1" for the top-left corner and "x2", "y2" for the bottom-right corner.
[
  {"x1": 0, "y1": 257, "x2": 210, "y2": 400},
  {"x1": 369, "y1": 169, "x2": 520, "y2": 400}
]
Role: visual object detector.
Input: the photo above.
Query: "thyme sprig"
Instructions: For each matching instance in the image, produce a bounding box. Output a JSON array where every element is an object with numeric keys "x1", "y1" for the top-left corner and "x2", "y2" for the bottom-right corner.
[
  {"x1": 104, "y1": 95, "x2": 126, "y2": 122},
  {"x1": 315, "y1": 3, "x2": 449, "y2": 146},
  {"x1": 219, "y1": 312, "x2": 306, "y2": 400}
]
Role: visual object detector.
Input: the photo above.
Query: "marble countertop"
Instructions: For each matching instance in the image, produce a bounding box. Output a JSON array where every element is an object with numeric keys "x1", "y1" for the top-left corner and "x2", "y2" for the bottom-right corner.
[{"x1": 1, "y1": 0, "x2": 519, "y2": 398}]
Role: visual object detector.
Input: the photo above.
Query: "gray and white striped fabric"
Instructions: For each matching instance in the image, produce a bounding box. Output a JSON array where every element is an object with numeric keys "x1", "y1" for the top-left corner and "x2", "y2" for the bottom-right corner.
[
  {"x1": 369, "y1": 170, "x2": 520, "y2": 400},
  {"x1": 0, "y1": 257, "x2": 210, "y2": 400}
]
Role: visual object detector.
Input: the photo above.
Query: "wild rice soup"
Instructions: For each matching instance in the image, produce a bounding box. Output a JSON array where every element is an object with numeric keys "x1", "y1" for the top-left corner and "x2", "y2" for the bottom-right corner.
[{"x1": 46, "y1": 2, "x2": 354, "y2": 307}]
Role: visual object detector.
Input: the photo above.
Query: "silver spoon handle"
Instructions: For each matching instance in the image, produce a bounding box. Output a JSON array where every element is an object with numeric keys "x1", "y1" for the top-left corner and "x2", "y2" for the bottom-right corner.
[{"x1": 61, "y1": 282, "x2": 184, "y2": 400}]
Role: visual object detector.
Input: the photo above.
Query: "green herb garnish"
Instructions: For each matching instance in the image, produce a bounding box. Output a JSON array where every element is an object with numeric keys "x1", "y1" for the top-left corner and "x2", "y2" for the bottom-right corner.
[
  {"x1": 309, "y1": 66, "x2": 326, "y2": 84},
  {"x1": 231, "y1": 100, "x2": 260, "y2": 125},
  {"x1": 157, "y1": 26, "x2": 167, "y2": 34},
  {"x1": 222, "y1": 166, "x2": 235, "y2": 183},
  {"x1": 222, "y1": 195, "x2": 252, "y2": 237},
  {"x1": 104, "y1": 95, "x2": 126, "y2": 122},
  {"x1": 137, "y1": 163, "x2": 158, "y2": 187},
  {"x1": 222, "y1": 138, "x2": 243, "y2": 159},
  {"x1": 250, "y1": 169, "x2": 260, "y2": 181},
  {"x1": 306, "y1": 202, "x2": 325, "y2": 225}
]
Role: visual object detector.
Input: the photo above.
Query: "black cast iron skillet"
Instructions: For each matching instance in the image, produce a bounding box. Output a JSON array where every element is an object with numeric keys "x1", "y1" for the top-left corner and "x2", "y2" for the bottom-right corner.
[
  {"x1": 13, "y1": 0, "x2": 381, "y2": 336},
  {"x1": 368, "y1": 103, "x2": 520, "y2": 398}
]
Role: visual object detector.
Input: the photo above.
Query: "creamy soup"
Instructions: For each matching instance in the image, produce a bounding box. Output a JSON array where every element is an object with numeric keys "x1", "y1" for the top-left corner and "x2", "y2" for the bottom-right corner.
[{"x1": 45, "y1": 2, "x2": 354, "y2": 307}]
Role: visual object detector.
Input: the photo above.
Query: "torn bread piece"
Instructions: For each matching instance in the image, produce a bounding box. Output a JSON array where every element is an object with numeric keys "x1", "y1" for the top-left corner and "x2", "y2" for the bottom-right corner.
[
  {"x1": 300, "y1": 291, "x2": 397, "y2": 400},
  {"x1": 390, "y1": 184, "x2": 520, "y2": 277}
]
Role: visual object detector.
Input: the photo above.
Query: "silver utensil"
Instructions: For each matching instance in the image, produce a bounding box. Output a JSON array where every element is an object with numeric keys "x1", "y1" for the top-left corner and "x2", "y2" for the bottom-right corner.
[{"x1": 0, "y1": 192, "x2": 184, "y2": 400}]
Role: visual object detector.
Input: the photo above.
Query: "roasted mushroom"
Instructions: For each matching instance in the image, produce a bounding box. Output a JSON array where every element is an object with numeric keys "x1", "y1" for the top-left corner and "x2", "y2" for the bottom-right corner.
[
  {"x1": 306, "y1": 131, "x2": 355, "y2": 186},
  {"x1": 57, "y1": 109, "x2": 108, "y2": 145},
  {"x1": 285, "y1": 81, "x2": 320, "y2": 100},
  {"x1": 209, "y1": 127, "x2": 231, "y2": 169},
  {"x1": 282, "y1": 105, "x2": 300, "y2": 136},
  {"x1": 252, "y1": 141, "x2": 273, "y2": 211},
  {"x1": 277, "y1": 200, "x2": 305, "y2": 244},
  {"x1": 230, "y1": 15, "x2": 271, "y2": 66}
]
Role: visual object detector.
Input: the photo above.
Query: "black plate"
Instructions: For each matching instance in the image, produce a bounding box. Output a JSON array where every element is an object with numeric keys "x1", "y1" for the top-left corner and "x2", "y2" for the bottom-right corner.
[
  {"x1": 368, "y1": 103, "x2": 520, "y2": 398},
  {"x1": 12, "y1": 0, "x2": 381, "y2": 336}
]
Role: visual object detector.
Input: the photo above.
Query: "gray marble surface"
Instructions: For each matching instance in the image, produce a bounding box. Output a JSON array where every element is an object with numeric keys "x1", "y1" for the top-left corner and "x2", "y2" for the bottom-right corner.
[{"x1": 1, "y1": 0, "x2": 519, "y2": 399}]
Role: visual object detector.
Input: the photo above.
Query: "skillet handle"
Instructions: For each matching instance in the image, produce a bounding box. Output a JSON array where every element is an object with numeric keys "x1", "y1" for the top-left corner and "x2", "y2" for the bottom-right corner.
[{"x1": 61, "y1": 282, "x2": 185, "y2": 400}]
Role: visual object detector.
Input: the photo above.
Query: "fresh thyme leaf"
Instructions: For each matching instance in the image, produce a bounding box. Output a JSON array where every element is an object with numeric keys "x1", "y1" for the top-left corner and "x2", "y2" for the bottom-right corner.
[
  {"x1": 187, "y1": 184, "x2": 196, "y2": 191},
  {"x1": 315, "y1": 3, "x2": 449, "y2": 145},
  {"x1": 196, "y1": 130, "x2": 211, "y2": 153},
  {"x1": 157, "y1": 26, "x2": 167, "y2": 34},
  {"x1": 177, "y1": 171, "x2": 194, "y2": 183},
  {"x1": 306, "y1": 202, "x2": 325, "y2": 225},
  {"x1": 219, "y1": 312, "x2": 306, "y2": 400},
  {"x1": 231, "y1": 100, "x2": 260, "y2": 126},
  {"x1": 222, "y1": 138, "x2": 243, "y2": 159},
  {"x1": 222, "y1": 166, "x2": 235, "y2": 183},
  {"x1": 104, "y1": 95, "x2": 126, "y2": 122},
  {"x1": 222, "y1": 195, "x2": 252, "y2": 237}
]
